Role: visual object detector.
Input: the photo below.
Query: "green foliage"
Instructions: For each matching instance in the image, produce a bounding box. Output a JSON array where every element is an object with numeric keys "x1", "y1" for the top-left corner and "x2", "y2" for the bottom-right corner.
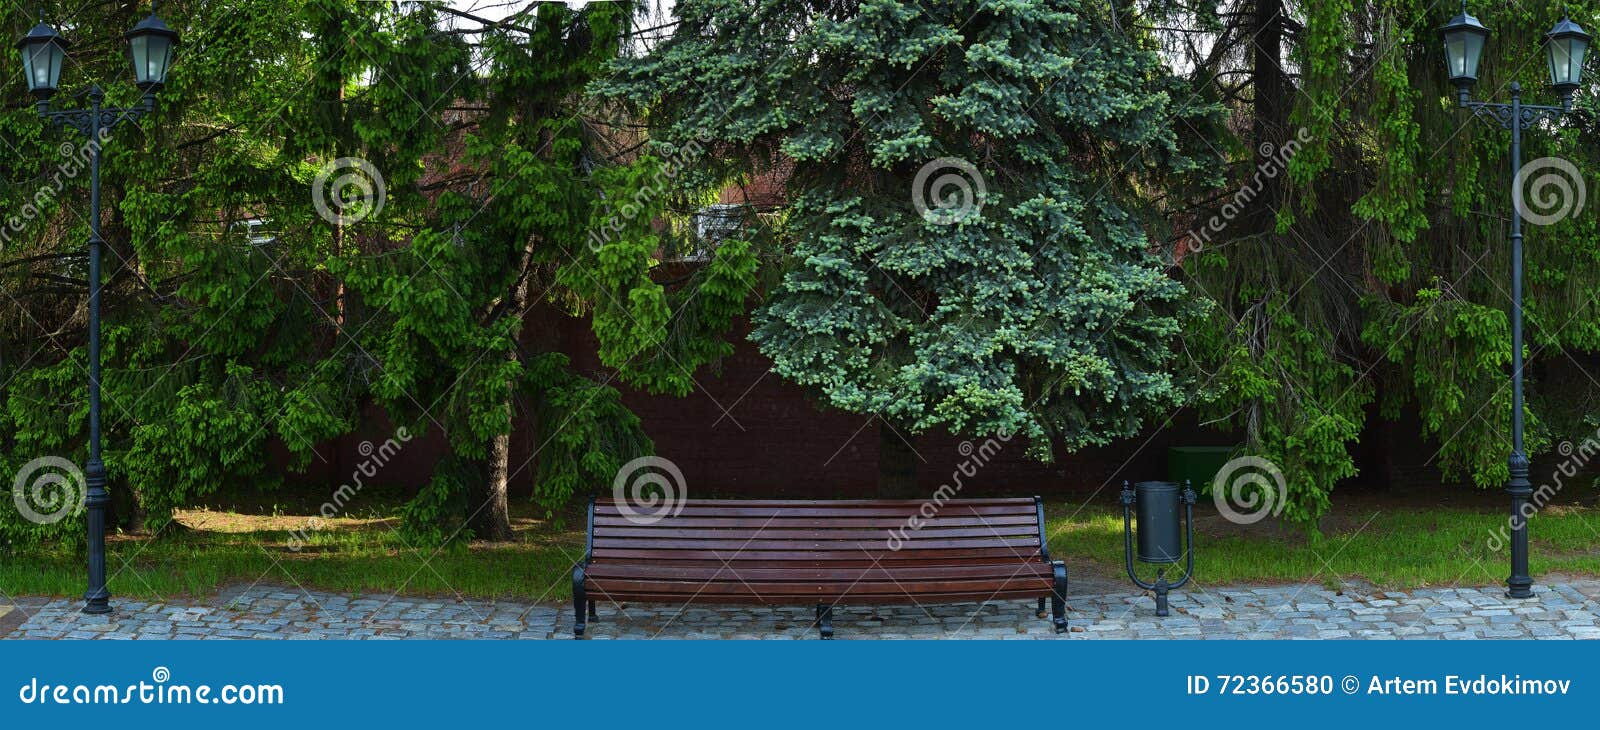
[
  {"x1": 1363, "y1": 287, "x2": 1547, "y2": 488},
  {"x1": 1, "y1": 0, "x2": 362, "y2": 543},
  {"x1": 0, "y1": 1, "x2": 726, "y2": 552},
  {"x1": 559, "y1": 150, "x2": 760, "y2": 397},
  {"x1": 524, "y1": 353, "x2": 652, "y2": 514},
  {"x1": 398, "y1": 454, "x2": 477, "y2": 548},
  {"x1": 12, "y1": 0, "x2": 1593, "y2": 547},
  {"x1": 327, "y1": 1, "x2": 722, "y2": 541},
  {"x1": 1186, "y1": 244, "x2": 1372, "y2": 523},
  {"x1": 1178, "y1": 0, "x2": 1600, "y2": 525},
  {"x1": 601, "y1": 0, "x2": 1218, "y2": 457}
]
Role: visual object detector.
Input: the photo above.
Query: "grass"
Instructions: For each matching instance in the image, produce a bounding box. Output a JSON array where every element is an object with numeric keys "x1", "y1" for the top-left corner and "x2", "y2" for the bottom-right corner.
[
  {"x1": 1, "y1": 488, "x2": 589, "y2": 604},
  {"x1": 5, "y1": 488, "x2": 1600, "y2": 603},
  {"x1": 1050, "y1": 498, "x2": 1600, "y2": 590}
]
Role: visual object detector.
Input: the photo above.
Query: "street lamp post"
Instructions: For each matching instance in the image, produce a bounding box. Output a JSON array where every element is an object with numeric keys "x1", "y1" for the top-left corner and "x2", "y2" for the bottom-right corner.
[
  {"x1": 1442, "y1": 6, "x2": 1590, "y2": 600},
  {"x1": 16, "y1": 9, "x2": 178, "y2": 615}
]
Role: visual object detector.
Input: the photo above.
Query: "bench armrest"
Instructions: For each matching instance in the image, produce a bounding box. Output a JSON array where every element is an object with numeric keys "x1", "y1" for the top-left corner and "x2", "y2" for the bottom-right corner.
[
  {"x1": 582, "y1": 495, "x2": 595, "y2": 566},
  {"x1": 1034, "y1": 495, "x2": 1052, "y2": 563}
]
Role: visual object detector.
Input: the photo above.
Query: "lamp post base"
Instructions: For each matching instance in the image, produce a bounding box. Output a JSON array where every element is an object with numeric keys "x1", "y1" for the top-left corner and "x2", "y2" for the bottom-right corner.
[
  {"x1": 83, "y1": 460, "x2": 112, "y2": 616},
  {"x1": 1506, "y1": 455, "x2": 1534, "y2": 601}
]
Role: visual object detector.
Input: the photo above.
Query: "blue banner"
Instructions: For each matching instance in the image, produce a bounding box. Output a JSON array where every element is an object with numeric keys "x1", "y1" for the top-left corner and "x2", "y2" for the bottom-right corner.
[{"x1": 3, "y1": 640, "x2": 1597, "y2": 727}]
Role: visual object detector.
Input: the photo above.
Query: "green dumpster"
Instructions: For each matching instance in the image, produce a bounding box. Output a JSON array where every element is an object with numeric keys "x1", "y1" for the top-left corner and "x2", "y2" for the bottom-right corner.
[{"x1": 1167, "y1": 446, "x2": 1237, "y2": 491}]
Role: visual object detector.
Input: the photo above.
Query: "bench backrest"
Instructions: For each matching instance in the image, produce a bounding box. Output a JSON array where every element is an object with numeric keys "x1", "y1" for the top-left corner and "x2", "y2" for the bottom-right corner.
[{"x1": 587, "y1": 497, "x2": 1048, "y2": 567}]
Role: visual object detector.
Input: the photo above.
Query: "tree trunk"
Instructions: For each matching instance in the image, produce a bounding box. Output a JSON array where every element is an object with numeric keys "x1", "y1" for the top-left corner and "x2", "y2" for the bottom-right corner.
[
  {"x1": 111, "y1": 482, "x2": 146, "y2": 534},
  {"x1": 333, "y1": 83, "x2": 347, "y2": 329},
  {"x1": 469, "y1": 233, "x2": 541, "y2": 542},
  {"x1": 1252, "y1": 0, "x2": 1288, "y2": 196},
  {"x1": 1227, "y1": 0, "x2": 1287, "y2": 239},
  {"x1": 470, "y1": 428, "x2": 514, "y2": 542},
  {"x1": 1252, "y1": 0, "x2": 1285, "y2": 143},
  {"x1": 877, "y1": 421, "x2": 922, "y2": 499}
]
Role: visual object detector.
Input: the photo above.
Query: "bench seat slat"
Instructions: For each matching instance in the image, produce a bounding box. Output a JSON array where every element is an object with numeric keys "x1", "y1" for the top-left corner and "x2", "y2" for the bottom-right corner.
[
  {"x1": 586, "y1": 577, "x2": 1050, "y2": 597},
  {"x1": 591, "y1": 547, "x2": 1041, "y2": 562},
  {"x1": 593, "y1": 536, "x2": 1039, "y2": 551},
  {"x1": 613, "y1": 498, "x2": 1037, "y2": 506},
  {"x1": 586, "y1": 563, "x2": 1050, "y2": 582},
  {"x1": 594, "y1": 505, "x2": 1036, "y2": 518},
  {"x1": 584, "y1": 590, "x2": 1048, "y2": 606},
  {"x1": 590, "y1": 557, "x2": 1043, "y2": 570},
  {"x1": 593, "y1": 515, "x2": 1039, "y2": 529},
  {"x1": 592, "y1": 525, "x2": 1039, "y2": 540}
]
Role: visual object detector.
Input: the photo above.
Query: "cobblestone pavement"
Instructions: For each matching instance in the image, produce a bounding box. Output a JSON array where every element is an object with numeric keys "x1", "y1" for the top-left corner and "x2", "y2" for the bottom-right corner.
[{"x1": 4, "y1": 580, "x2": 1599, "y2": 639}]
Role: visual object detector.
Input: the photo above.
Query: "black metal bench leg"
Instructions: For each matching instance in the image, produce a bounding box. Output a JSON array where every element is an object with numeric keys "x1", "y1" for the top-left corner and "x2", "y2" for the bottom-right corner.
[
  {"x1": 815, "y1": 603, "x2": 834, "y2": 640},
  {"x1": 1050, "y1": 561, "x2": 1069, "y2": 634},
  {"x1": 587, "y1": 600, "x2": 598, "y2": 622},
  {"x1": 572, "y1": 565, "x2": 588, "y2": 638},
  {"x1": 1036, "y1": 596, "x2": 1047, "y2": 619}
]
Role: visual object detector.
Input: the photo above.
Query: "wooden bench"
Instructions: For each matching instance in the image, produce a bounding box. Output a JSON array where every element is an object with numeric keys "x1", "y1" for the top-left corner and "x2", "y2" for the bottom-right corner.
[{"x1": 571, "y1": 497, "x2": 1067, "y2": 638}]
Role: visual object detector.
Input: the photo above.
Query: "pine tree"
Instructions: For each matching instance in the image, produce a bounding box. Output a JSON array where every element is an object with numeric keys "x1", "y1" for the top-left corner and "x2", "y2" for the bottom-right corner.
[
  {"x1": 1155, "y1": 2, "x2": 1599, "y2": 523},
  {"x1": 0, "y1": 1, "x2": 748, "y2": 550},
  {"x1": 602, "y1": 0, "x2": 1218, "y2": 493},
  {"x1": 333, "y1": 1, "x2": 753, "y2": 542}
]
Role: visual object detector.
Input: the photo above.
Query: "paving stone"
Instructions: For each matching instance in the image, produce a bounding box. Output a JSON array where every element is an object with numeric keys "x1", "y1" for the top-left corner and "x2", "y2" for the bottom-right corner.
[{"x1": 8, "y1": 580, "x2": 1600, "y2": 640}]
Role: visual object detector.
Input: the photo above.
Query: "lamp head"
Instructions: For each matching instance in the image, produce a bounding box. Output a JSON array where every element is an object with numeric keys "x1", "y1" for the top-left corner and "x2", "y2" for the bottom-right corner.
[
  {"x1": 16, "y1": 22, "x2": 68, "y2": 100},
  {"x1": 1546, "y1": 14, "x2": 1590, "y2": 105},
  {"x1": 1442, "y1": 5, "x2": 1491, "y2": 105},
  {"x1": 125, "y1": 13, "x2": 178, "y2": 92}
]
